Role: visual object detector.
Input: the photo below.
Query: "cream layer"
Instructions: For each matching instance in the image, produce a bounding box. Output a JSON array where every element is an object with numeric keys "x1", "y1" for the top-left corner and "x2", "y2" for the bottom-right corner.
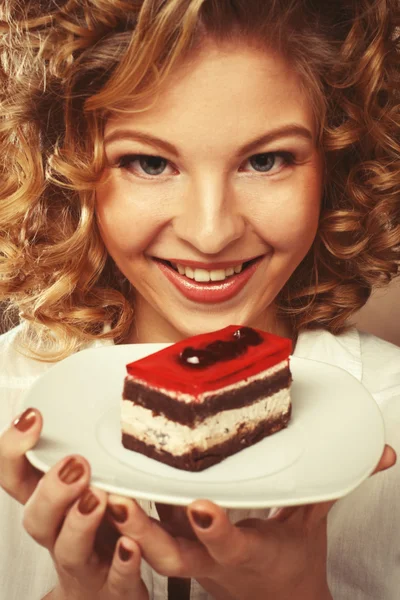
[
  {"x1": 125, "y1": 358, "x2": 289, "y2": 404},
  {"x1": 121, "y1": 387, "x2": 291, "y2": 457}
]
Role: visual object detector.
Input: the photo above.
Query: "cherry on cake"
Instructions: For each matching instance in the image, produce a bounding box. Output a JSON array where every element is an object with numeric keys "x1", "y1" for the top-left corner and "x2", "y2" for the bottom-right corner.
[{"x1": 121, "y1": 326, "x2": 292, "y2": 471}]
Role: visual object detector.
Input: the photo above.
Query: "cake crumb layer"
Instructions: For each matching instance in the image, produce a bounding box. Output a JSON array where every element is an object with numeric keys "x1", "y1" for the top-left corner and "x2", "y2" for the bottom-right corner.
[{"x1": 121, "y1": 405, "x2": 291, "y2": 472}]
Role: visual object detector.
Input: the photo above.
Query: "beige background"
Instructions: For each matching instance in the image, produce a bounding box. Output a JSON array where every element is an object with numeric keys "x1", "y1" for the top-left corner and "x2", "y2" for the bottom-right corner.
[{"x1": 353, "y1": 278, "x2": 400, "y2": 347}]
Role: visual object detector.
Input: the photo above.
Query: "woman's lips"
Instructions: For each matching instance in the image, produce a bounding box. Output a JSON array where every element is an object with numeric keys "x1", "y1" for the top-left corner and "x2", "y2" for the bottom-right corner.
[{"x1": 154, "y1": 256, "x2": 264, "y2": 303}]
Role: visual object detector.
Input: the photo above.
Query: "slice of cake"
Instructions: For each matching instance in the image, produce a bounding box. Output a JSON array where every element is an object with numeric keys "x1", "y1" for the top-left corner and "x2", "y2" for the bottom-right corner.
[{"x1": 121, "y1": 325, "x2": 292, "y2": 471}]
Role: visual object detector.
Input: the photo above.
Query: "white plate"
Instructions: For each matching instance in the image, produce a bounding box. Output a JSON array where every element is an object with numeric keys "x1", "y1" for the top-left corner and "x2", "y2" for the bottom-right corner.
[{"x1": 25, "y1": 344, "x2": 385, "y2": 508}]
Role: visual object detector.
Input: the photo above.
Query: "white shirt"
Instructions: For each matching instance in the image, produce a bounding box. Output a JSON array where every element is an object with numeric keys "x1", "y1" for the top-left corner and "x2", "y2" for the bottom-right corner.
[{"x1": 1, "y1": 325, "x2": 400, "y2": 600}]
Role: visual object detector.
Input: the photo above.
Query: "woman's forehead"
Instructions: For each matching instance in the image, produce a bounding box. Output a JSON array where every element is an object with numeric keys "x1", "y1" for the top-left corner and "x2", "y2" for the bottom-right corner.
[{"x1": 104, "y1": 41, "x2": 316, "y2": 146}]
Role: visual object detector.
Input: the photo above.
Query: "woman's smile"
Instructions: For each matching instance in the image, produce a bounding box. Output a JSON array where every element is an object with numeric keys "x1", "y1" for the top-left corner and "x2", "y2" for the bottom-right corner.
[{"x1": 151, "y1": 254, "x2": 267, "y2": 304}]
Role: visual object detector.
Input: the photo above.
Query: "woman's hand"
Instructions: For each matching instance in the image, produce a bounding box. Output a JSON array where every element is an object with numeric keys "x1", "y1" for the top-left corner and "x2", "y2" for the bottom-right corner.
[
  {"x1": 23, "y1": 456, "x2": 148, "y2": 600},
  {"x1": 107, "y1": 445, "x2": 395, "y2": 600},
  {"x1": 107, "y1": 495, "x2": 331, "y2": 600},
  {"x1": 0, "y1": 409, "x2": 148, "y2": 600}
]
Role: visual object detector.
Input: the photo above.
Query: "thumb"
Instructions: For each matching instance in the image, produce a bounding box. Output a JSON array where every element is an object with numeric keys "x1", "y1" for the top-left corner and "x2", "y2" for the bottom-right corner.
[
  {"x1": 372, "y1": 444, "x2": 396, "y2": 475},
  {"x1": 0, "y1": 408, "x2": 43, "y2": 504}
]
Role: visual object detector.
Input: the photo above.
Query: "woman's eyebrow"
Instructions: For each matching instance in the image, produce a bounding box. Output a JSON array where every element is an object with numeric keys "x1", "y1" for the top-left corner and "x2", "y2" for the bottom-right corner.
[
  {"x1": 103, "y1": 123, "x2": 313, "y2": 158},
  {"x1": 104, "y1": 130, "x2": 179, "y2": 157},
  {"x1": 236, "y1": 125, "x2": 313, "y2": 157}
]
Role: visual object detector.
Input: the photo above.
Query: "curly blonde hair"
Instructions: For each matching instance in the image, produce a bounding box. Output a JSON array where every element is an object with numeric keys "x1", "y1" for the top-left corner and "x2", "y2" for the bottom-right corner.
[{"x1": 1, "y1": 0, "x2": 399, "y2": 360}]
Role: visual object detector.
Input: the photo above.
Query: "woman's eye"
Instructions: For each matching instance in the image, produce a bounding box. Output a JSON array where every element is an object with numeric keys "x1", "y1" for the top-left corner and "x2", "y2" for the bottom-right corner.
[
  {"x1": 243, "y1": 152, "x2": 294, "y2": 173},
  {"x1": 117, "y1": 154, "x2": 171, "y2": 176}
]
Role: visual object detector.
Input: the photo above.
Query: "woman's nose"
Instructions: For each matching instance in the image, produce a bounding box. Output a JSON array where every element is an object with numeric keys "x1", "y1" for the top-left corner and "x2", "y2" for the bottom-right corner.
[{"x1": 172, "y1": 176, "x2": 245, "y2": 255}]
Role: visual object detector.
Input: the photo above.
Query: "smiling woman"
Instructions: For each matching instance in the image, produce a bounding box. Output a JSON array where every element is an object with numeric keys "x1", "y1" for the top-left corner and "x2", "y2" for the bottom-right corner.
[{"x1": 0, "y1": 1, "x2": 399, "y2": 600}]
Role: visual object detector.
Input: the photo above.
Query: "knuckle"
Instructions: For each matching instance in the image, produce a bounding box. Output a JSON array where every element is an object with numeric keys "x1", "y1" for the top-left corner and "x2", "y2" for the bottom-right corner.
[
  {"x1": 157, "y1": 557, "x2": 184, "y2": 578},
  {"x1": 133, "y1": 521, "x2": 152, "y2": 540},
  {"x1": 34, "y1": 475, "x2": 51, "y2": 500},
  {"x1": 108, "y1": 579, "x2": 130, "y2": 597},
  {"x1": 55, "y1": 552, "x2": 80, "y2": 575},
  {"x1": 22, "y1": 511, "x2": 49, "y2": 546},
  {"x1": 219, "y1": 548, "x2": 249, "y2": 568},
  {"x1": 107, "y1": 582, "x2": 118, "y2": 596},
  {"x1": 53, "y1": 537, "x2": 85, "y2": 575},
  {"x1": 62, "y1": 516, "x2": 84, "y2": 541},
  {"x1": 219, "y1": 554, "x2": 240, "y2": 568},
  {"x1": 22, "y1": 511, "x2": 34, "y2": 536},
  {"x1": 34, "y1": 474, "x2": 73, "y2": 508},
  {"x1": 36, "y1": 476, "x2": 62, "y2": 503},
  {"x1": 108, "y1": 565, "x2": 140, "y2": 597}
]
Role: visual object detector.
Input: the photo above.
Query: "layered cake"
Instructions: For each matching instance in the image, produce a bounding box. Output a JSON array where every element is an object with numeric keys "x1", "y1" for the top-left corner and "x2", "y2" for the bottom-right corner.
[{"x1": 121, "y1": 326, "x2": 292, "y2": 471}]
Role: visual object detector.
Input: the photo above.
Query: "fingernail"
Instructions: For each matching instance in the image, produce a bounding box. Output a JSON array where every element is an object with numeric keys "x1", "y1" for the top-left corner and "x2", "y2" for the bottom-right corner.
[
  {"x1": 58, "y1": 457, "x2": 85, "y2": 484},
  {"x1": 119, "y1": 543, "x2": 133, "y2": 562},
  {"x1": 78, "y1": 489, "x2": 100, "y2": 515},
  {"x1": 190, "y1": 510, "x2": 214, "y2": 529},
  {"x1": 107, "y1": 503, "x2": 128, "y2": 523},
  {"x1": 14, "y1": 409, "x2": 36, "y2": 432}
]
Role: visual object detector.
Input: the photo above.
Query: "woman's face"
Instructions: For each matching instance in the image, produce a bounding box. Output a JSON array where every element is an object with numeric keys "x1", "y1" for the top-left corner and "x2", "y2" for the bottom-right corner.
[{"x1": 96, "y1": 41, "x2": 323, "y2": 343}]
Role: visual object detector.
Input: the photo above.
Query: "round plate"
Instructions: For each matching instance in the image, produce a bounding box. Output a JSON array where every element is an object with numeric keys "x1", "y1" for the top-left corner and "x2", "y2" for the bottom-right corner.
[{"x1": 25, "y1": 344, "x2": 384, "y2": 508}]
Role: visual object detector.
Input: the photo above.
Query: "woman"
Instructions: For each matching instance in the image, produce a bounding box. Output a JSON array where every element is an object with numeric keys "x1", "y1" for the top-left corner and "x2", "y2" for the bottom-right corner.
[{"x1": 0, "y1": 1, "x2": 399, "y2": 598}]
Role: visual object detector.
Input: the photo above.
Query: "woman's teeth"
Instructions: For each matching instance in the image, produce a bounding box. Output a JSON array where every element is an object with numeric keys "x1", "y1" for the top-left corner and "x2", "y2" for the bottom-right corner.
[{"x1": 173, "y1": 263, "x2": 243, "y2": 282}]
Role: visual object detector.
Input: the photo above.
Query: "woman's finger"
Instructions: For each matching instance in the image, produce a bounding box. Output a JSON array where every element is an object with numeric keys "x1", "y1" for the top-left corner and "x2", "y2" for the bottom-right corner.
[
  {"x1": 107, "y1": 496, "x2": 212, "y2": 578},
  {"x1": 186, "y1": 499, "x2": 263, "y2": 569},
  {"x1": 156, "y1": 502, "x2": 197, "y2": 539},
  {"x1": 23, "y1": 454, "x2": 91, "y2": 548},
  {"x1": 54, "y1": 489, "x2": 149, "y2": 599},
  {"x1": 93, "y1": 513, "x2": 121, "y2": 563},
  {"x1": 53, "y1": 486, "x2": 108, "y2": 574},
  {"x1": 106, "y1": 537, "x2": 149, "y2": 599},
  {"x1": 372, "y1": 444, "x2": 396, "y2": 474},
  {"x1": 0, "y1": 408, "x2": 43, "y2": 503}
]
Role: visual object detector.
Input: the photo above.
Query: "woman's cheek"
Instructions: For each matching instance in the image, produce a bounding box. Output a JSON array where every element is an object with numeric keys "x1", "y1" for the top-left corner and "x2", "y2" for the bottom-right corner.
[
  {"x1": 97, "y1": 211, "x2": 154, "y2": 257},
  {"x1": 243, "y1": 166, "x2": 321, "y2": 244},
  {"x1": 95, "y1": 187, "x2": 155, "y2": 254},
  {"x1": 251, "y1": 199, "x2": 319, "y2": 256}
]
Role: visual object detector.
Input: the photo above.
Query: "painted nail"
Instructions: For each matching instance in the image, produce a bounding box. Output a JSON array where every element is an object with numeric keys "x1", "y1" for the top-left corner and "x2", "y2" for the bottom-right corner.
[
  {"x1": 107, "y1": 503, "x2": 128, "y2": 523},
  {"x1": 58, "y1": 458, "x2": 85, "y2": 484},
  {"x1": 13, "y1": 409, "x2": 36, "y2": 432},
  {"x1": 78, "y1": 489, "x2": 100, "y2": 515},
  {"x1": 190, "y1": 510, "x2": 214, "y2": 529},
  {"x1": 119, "y1": 544, "x2": 133, "y2": 562}
]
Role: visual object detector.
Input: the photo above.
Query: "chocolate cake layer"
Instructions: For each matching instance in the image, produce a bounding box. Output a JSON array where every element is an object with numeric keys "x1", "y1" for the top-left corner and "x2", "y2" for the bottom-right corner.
[
  {"x1": 121, "y1": 405, "x2": 292, "y2": 472},
  {"x1": 123, "y1": 365, "x2": 291, "y2": 427}
]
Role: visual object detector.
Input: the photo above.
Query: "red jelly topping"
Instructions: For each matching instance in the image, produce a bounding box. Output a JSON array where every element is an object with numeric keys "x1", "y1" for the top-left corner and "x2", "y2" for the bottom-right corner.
[
  {"x1": 179, "y1": 326, "x2": 262, "y2": 368},
  {"x1": 126, "y1": 326, "x2": 292, "y2": 398}
]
